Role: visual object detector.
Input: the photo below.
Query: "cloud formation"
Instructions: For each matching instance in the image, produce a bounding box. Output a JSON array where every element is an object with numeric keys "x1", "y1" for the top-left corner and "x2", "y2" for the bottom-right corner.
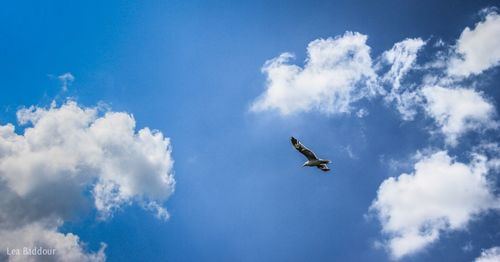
[
  {"x1": 252, "y1": 9, "x2": 500, "y2": 146},
  {"x1": 370, "y1": 151, "x2": 500, "y2": 259},
  {"x1": 380, "y1": 38, "x2": 426, "y2": 91},
  {"x1": 0, "y1": 101, "x2": 175, "y2": 261},
  {"x1": 447, "y1": 10, "x2": 500, "y2": 77},
  {"x1": 421, "y1": 85, "x2": 497, "y2": 146},
  {"x1": 251, "y1": 32, "x2": 378, "y2": 115},
  {"x1": 58, "y1": 72, "x2": 75, "y2": 92},
  {"x1": 378, "y1": 38, "x2": 426, "y2": 120}
]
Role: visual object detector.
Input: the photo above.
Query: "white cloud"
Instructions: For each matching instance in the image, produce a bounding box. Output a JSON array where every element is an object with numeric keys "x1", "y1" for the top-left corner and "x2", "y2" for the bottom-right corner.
[
  {"x1": 380, "y1": 38, "x2": 426, "y2": 91},
  {"x1": 250, "y1": 10, "x2": 500, "y2": 150},
  {"x1": 370, "y1": 150, "x2": 499, "y2": 260},
  {"x1": 475, "y1": 246, "x2": 500, "y2": 262},
  {"x1": 379, "y1": 38, "x2": 426, "y2": 120},
  {"x1": 251, "y1": 32, "x2": 378, "y2": 115},
  {"x1": 251, "y1": 9, "x2": 500, "y2": 125},
  {"x1": 58, "y1": 73, "x2": 75, "y2": 92},
  {"x1": 448, "y1": 10, "x2": 500, "y2": 77},
  {"x1": 0, "y1": 222, "x2": 107, "y2": 262},
  {"x1": 0, "y1": 101, "x2": 175, "y2": 261},
  {"x1": 421, "y1": 85, "x2": 497, "y2": 146}
]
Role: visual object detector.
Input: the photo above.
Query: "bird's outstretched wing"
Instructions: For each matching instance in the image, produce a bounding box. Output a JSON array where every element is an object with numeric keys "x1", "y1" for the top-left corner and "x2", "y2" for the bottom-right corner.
[
  {"x1": 318, "y1": 164, "x2": 330, "y2": 172},
  {"x1": 291, "y1": 137, "x2": 318, "y2": 161}
]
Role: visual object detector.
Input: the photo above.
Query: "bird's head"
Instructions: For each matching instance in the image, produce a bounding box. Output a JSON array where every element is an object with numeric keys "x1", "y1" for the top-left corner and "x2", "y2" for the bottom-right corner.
[{"x1": 303, "y1": 161, "x2": 308, "y2": 167}]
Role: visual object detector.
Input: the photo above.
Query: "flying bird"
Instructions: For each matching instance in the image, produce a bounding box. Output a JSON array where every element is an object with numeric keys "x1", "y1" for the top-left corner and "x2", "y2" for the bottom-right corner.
[{"x1": 291, "y1": 137, "x2": 331, "y2": 171}]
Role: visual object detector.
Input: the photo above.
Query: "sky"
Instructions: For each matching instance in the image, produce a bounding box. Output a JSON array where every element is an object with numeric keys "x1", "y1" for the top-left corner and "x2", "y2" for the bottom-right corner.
[{"x1": 1, "y1": 1, "x2": 500, "y2": 261}]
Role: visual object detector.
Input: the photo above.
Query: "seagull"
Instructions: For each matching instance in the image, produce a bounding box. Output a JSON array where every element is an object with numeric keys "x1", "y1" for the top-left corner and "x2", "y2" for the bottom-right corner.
[{"x1": 291, "y1": 137, "x2": 331, "y2": 171}]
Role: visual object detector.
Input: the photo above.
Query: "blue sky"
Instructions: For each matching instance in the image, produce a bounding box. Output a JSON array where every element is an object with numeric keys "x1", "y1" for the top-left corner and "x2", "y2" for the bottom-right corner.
[{"x1": 1, "y1": 1, "x2": 500, "y2": 261}]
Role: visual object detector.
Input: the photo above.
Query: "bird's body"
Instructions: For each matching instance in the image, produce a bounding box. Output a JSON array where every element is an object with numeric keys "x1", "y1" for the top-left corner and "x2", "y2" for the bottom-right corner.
[
  {"x1": 291, "y1": 137, "x2": 331, "y2": 172},
  {"x1": 303, "y1": 159, "x2": 331, "y2": 166}
]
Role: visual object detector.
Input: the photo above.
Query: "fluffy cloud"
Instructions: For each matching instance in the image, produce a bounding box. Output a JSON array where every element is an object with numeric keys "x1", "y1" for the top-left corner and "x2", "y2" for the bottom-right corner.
[
  {"x1": 379, "y1": 35, "x2": 499, "y2": 145},
  {"x1": 0, "y1": 222, "x2": 107, "y2": 262},
  {"x1": 421, "y1": 85, "x2": 497, "y2": 146},
  {"x1": 370, "y1": 151, "x2": 499, "y2": 260},
  {"x1": 475, "y1": 246, "x2": 500, "y2": 262},
  {"x1": 251, "y1": 32, "x2": 378, "y2": 115},
  {"x1": 447, "y1": 10, "x2": 500, "y2": 77},
  {"x1": 251, "y1": 10, "x2": 500, "y2": 147},
  {"x1": 0, "y1": 101, "x2": 175, "y2": 261}
]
